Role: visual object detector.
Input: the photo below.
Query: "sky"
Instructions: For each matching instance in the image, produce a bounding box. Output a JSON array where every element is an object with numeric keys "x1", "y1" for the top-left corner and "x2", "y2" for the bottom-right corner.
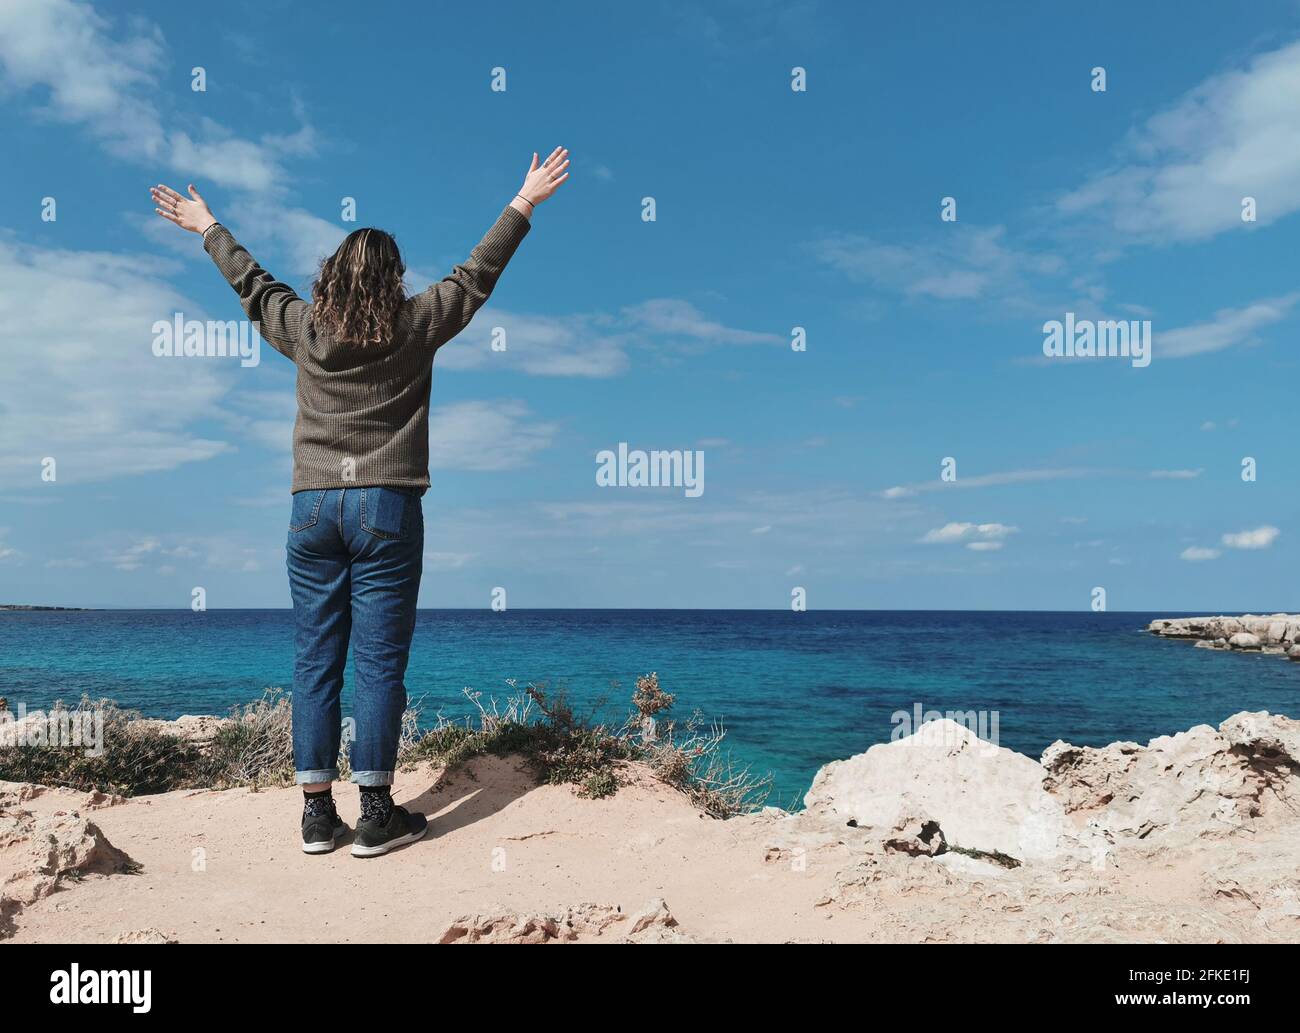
[{"x1": 0, "y1": 0, "x2": 1298, "y2": 611}]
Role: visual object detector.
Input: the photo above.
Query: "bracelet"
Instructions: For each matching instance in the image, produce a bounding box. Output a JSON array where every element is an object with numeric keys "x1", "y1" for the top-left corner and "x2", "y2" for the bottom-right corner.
[{"x1": 515, "y1": 194, "x2": 535, "y2": 209}]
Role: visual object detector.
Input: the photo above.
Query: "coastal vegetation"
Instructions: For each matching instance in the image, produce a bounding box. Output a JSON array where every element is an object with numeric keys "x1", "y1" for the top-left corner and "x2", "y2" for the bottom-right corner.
[{"x1": 0, "y1": 674, "x2": 771, "y2": 818}]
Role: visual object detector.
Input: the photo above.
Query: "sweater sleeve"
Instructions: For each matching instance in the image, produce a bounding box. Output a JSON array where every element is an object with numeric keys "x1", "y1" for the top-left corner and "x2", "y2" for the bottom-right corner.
[
  {"x1": 407, "y1": 206, "x2": 531, "y2": 349},
  {"x1": 202, "y1": 224, "x2": 306, "y2": 361}
]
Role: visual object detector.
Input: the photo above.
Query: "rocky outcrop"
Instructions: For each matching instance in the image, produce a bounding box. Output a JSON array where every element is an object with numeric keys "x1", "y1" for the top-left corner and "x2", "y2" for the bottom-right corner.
[
  {"x1": 437, "y1": 897, "x2": 690, "y2": 944},
  {"x1": 764, "y1": 709, "x2": 1300, "y2": 941},
  {"x1": 804, "y1": 718, "x2": 1068, "y2": 863},
  {"x1": 1149, "y1": 614, "x2": 1300, "y2": 658},
  {"x1": 112, "y1": 927, "x2": 179, "y2": 944},
  {"x1": 4, "y1": 706, "x2": 1299, "y2": 944},
  {"x1": 131, "y1": 715, "x2": 231, "y2": 748},
  {"x1": 0, "y1": 710, "x2": 231, "y2": 749},
  {"x1": 0, "y1": 805, "x2": 135, "y2": 937},
  {"x1": 1041, "y1": 712, "x2": 1299, "y2": 849}
]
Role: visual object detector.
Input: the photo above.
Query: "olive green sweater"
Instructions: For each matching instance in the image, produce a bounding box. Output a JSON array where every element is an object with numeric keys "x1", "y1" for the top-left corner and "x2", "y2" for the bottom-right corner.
[{"x1": 203, "y1": 206, "x2": 531, "y2": 493}]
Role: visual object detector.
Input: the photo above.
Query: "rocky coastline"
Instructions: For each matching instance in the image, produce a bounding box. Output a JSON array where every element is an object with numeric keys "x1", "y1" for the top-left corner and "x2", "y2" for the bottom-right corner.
[
  {"x1": 1148, "y1": 613, "x2": 1300, "y2": 659},
  {"x1": 4, "y1": 706, "x2": 1299, "y2": 943}
]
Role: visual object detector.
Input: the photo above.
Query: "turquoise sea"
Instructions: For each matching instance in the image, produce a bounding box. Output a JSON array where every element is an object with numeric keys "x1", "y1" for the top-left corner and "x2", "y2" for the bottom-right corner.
[{"x1": 1, "y1": 609, "x2": 1295, "y2": 804}]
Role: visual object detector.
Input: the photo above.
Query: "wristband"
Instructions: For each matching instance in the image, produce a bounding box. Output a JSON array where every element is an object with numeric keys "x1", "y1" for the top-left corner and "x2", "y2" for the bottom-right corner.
[{"x1": 515, "y1": 194, "x2": 535, "y2": 209}]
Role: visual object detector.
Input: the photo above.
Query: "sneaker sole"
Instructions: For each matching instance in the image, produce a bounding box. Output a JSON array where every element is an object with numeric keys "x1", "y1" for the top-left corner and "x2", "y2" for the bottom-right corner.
[
  {"x1": 350, "y1": 822, "x2": 428, "y2": 858},
  {"x1": 302, "y1": 824, "x2": 348, "y2": 855}
]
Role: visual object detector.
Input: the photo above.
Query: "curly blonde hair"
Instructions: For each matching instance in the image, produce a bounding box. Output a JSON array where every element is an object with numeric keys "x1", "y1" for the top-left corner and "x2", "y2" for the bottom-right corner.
[{"x1": 311, "y1": 227, "x2": 406, "y2": 346}]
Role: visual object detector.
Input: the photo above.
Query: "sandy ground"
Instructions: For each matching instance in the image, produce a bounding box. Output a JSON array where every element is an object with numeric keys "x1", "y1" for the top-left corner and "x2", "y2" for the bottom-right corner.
[
  {"x1": 7, "y1": 709, "x2": 1300, "y2": 943},
  {"x1": 3, "y1": 757, "x2": 864, "y2": 944}
]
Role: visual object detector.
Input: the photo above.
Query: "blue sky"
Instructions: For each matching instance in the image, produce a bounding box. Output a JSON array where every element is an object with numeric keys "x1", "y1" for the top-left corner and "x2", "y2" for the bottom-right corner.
[{"x1": 1, "y1": 0, "x2": 1298, "y2": 610}]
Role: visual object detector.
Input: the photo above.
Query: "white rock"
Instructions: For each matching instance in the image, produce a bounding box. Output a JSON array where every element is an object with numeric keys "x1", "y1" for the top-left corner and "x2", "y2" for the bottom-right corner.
[{"x1": 804, "y1": 719, "x2": 1065, "y2": 864}]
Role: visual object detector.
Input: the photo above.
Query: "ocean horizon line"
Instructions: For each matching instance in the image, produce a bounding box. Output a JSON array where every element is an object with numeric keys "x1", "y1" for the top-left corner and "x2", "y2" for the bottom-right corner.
[{"x1": 4, "y1": 605, "x2": 1291, "y2": 615}]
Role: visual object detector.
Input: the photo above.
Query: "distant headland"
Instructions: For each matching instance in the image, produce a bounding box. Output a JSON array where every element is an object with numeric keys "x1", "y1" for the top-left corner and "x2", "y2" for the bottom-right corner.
[{"x1": 0, "y1": 604, "x2": 95, "y2": 612}]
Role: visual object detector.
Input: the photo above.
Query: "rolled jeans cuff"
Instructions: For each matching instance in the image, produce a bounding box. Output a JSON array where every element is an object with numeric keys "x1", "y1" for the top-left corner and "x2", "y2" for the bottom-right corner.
[
  {"x1": 351, "y1": 770, "x2": 394, "y2": 787},
  {"x1": 295, "y1": 768, "x2": 339, "y2": 784}
]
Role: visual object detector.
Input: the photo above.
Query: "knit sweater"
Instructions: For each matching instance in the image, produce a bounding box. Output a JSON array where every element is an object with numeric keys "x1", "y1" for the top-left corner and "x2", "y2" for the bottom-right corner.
[{"x1": 203, "y1": 206, "x2": 531, "y2": 493}]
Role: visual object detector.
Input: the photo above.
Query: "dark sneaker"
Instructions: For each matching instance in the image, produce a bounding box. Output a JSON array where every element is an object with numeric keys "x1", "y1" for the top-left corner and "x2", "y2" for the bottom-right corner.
[
  {"x1": 351, "y1": 805, "x2": 428, "y2": 857},
  {"x1": 301, "y1": 808, "x2": 347, "y2": 855}
]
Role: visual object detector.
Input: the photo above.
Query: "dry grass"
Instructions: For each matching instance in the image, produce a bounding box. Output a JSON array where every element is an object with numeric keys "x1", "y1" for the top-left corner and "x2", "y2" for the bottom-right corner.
[{"x1": 0, "y1": 675, "x2": 773, "y2": 817}]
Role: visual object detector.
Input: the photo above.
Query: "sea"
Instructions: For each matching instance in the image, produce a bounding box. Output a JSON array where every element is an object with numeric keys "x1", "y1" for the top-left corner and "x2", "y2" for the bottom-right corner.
[{"x1": 1, "y1": 608, "x2": 1294, "y2": 805}]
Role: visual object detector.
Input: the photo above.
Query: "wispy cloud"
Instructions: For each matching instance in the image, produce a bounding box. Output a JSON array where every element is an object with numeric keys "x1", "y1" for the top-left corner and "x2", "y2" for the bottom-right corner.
[
  {"x1": 427, "y1": 400, "x2": 557, "y2": 471},
  {"x1": 0, "y1": 0, "x2": 313, "y2": 194},
  {"x1": 439, "y1": 299, "x2": 778, "y2": 378},
  {"x1": 621, "y1": 299, "x2": 782, "y2": 345},
  {"x1": 1156, "y1": 294, "x2": 1300, "y2": 358},
  {"x1": 1149, "y1": 468, "x2": 1203, "y2": 479},
  {"x1": 1058, "y1": 40, "x2": 1300, "y2": 243},
  {"x1": 810, "y1": 225, "x2": 1060, "y2": 302},
  {"x1": 881, "y1": 467, "x2": 1097, "y2": 499}
]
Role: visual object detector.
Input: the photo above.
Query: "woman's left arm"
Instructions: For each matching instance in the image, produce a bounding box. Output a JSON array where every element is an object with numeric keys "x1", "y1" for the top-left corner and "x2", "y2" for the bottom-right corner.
[{"x1": 150, "y1": 183, "x2": 305, "y2": 361}]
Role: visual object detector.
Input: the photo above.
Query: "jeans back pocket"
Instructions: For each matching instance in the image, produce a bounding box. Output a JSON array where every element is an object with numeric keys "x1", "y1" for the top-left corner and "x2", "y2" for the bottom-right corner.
[
  {"x1": 360, "y1": 487, "x2": 416, "y2": 540},
  {"x1": 289, "y1": 490, "x2": 326, "y2": 532}
]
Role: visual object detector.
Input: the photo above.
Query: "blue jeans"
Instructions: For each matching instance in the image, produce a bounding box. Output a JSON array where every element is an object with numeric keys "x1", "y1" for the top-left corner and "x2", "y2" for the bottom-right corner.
[{"x1": 286, "y1": 487, "x2": 424, "y2": 786}]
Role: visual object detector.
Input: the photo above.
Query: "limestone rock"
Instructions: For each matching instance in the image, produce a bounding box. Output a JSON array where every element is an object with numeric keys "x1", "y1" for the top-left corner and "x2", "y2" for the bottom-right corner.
[
  {"x1": 1151, "y1": 614, "x2": 1300, "y2": 662},
  {"x1": 0, "y1": 809, "x2": 134, "y2": 938},
  {"x1": 438, "y1": 902, "x2": 625, "y2": 943},
  {"x1": 805, "y1": 719, "x2": 1065, "y2": 864},
  {"x1": 112, "y1": 928, "x2": 178, "y2": 944},
  {"x1": 1041, "y1": 714, "x2": 1300, "y2": 849},
  {"x1": 627, "y1": 897, "x2": 679, "y2": 934},
  {"x1": 438, "y1": 898, "x2": 688, "y2": 944}
]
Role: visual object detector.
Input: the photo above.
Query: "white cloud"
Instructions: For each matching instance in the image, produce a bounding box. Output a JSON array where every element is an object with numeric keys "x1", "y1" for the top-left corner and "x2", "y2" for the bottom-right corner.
[
  {"x1": 1180, "y1": 546, "x2": 1221, "y2": 562},
  {"x1": 0, "y1": 0, "x2": 312, "y2": 194},
  {"x1": 883, "y1": 467, "x2": 1097, "y2": 498},
  {"x1": 1058, "y1": 40, "x2": 1300, "y2": 242},
  {"x1": 621, "y1": 299, "x2": 782, "y2": 345},
  {"x1": 811, "y1": 224, "x2": 1060, "y2": 302},
  {"x1": 1221, "y1": 525, "x2": 1280, "y2": 550},
  {"x1": 1156, "y1": 295, "x2": 1300, "y2": 359},
  {"x1": 0, "y1": 237, "x2": 232, "y2": 487},
  {"x1": 921, "y1": 522, "x2": 1018, "y2": 544},
  {"x1": 222, "y1": 389, "x2": 297, "y2": 452},
  {"x1": 0, "y1": 0, "x2": 164, "y2": 159},
  {"x1": 965, "y1": 540, "x2": 1003, "y2": 552},
  {"x1": 427, "y1": 400, "x2": 557, "y2": 471},
  {"x1": 437, "y1": 299, "x2": 778, "y2": 379},
  {"x1": 1149, "y1": 468, "x2": 1203, "y2": 479},
  {"x1": 436, "y1": 310, "x2": 632, "y2": 378},
  {"x1": 225, "y1": 198, "x2": 345, "y2": 278}
]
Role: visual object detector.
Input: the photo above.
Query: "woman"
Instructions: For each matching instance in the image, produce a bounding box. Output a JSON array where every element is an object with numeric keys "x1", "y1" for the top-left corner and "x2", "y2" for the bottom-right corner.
[{"x1": 150, "y1": 147, "x2": 569, "y2": 857}]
